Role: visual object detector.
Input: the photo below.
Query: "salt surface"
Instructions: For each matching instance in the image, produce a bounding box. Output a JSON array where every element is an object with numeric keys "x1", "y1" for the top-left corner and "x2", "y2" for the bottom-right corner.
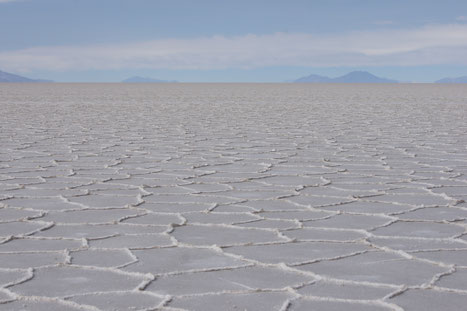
[{"x1": 0, "y1": 83, "x2": 467, "y2": 310}]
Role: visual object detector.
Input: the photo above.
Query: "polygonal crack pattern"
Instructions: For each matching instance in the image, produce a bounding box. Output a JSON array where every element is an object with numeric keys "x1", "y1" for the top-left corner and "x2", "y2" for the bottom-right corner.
[{"x1": 0, "y1": 83, "x2": 467, "y2": 310}]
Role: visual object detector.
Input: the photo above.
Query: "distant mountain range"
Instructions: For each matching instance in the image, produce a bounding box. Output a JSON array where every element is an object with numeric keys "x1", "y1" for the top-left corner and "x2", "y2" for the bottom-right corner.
[
  {"x1": 0, "y1": 70, "x2": 52, "y2": 82},
  {"x1": 122, "y1": 76, "x2": 178, "y2": 83},
  {"x1": 294, "y1": 71, "x2": 398, "y2": 83},
  {"x1": 435, "y1": 76, "x2": 467, "y2": 83},
  {"x1": 293, "y1": 74, "x2": 332, "y2": 83},
  {"x1": 2, "y1": 68, "x2": 467, "y2": 84}
]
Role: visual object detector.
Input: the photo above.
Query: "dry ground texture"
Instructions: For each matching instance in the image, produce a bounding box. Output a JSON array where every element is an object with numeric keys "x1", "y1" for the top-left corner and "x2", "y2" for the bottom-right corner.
[{"x1": 0, "y1": 83, "x2": 467, "y2": 310}]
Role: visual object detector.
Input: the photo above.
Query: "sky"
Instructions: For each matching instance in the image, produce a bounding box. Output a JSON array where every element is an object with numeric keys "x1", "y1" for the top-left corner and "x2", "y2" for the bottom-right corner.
[{"x1": 1, "y1": 0, "x2": 467, "y2": 82}]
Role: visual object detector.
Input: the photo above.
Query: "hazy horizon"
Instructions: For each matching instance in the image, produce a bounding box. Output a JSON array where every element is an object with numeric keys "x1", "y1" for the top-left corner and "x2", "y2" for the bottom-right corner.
[{"x1": 1, "y1": 0, "x2": 467, "y2": 82}]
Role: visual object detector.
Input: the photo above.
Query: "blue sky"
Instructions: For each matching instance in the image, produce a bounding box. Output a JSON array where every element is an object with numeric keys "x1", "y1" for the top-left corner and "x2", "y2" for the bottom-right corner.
[{"x1": 1, "y1": 0, "x2": 467, "y2": 82}]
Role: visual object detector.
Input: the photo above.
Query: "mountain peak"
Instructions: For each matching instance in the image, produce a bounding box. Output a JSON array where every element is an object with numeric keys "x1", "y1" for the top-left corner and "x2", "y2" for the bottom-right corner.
[{"x1": 338, "y1": 71, "x2": 377, "y2": 78}]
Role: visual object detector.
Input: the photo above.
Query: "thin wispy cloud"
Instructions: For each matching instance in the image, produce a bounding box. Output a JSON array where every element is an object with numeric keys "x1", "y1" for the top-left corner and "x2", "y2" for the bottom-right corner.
[
  {"x1": 0, "y1": 0, "x2": 21, "y2": 3},
  {"x1": 457, "y1": 16, "x2": 467, "y2": 21},
  {"x1": 2, "y1": 24, "x2": 467, "y2": 73}
]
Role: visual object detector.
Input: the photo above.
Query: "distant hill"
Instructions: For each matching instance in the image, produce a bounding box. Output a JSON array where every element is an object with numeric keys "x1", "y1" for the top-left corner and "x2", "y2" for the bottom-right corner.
[
  {"x1": 332, "y1": 71, "x2": 398, "y2": 83},
  {"x1": 294, "y1": 74, "x2": 331, "y2": 83},
  {"x1": 122, "y1": 76, "x2": 178, "y2": 83},
  {"x1": 294, "y1": 71, "x2": 398, "y2": 83},
  {"x1": 0, "y1": 70, "x2": 53, "y2": 82},
  {"x1": 435, "y1": 76, "x2": 467, "y2": 83}
]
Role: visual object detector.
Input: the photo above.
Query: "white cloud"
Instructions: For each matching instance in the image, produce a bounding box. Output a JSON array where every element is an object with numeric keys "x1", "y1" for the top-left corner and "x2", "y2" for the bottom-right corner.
[{"x1": 2, "y1": 24, "x2": 467, "y2": 72}]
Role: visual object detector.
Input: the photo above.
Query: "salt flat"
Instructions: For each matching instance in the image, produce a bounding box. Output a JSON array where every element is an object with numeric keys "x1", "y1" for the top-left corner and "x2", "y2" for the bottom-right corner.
[{"x1": 0, "y1": 83, "x2": 467, "y2": 310}]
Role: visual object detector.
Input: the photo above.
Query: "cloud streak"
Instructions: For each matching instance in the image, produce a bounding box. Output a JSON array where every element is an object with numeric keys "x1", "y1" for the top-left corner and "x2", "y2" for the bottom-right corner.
[{"x1": 2, "y1": 24, "x2": 467, "y2": 72}]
